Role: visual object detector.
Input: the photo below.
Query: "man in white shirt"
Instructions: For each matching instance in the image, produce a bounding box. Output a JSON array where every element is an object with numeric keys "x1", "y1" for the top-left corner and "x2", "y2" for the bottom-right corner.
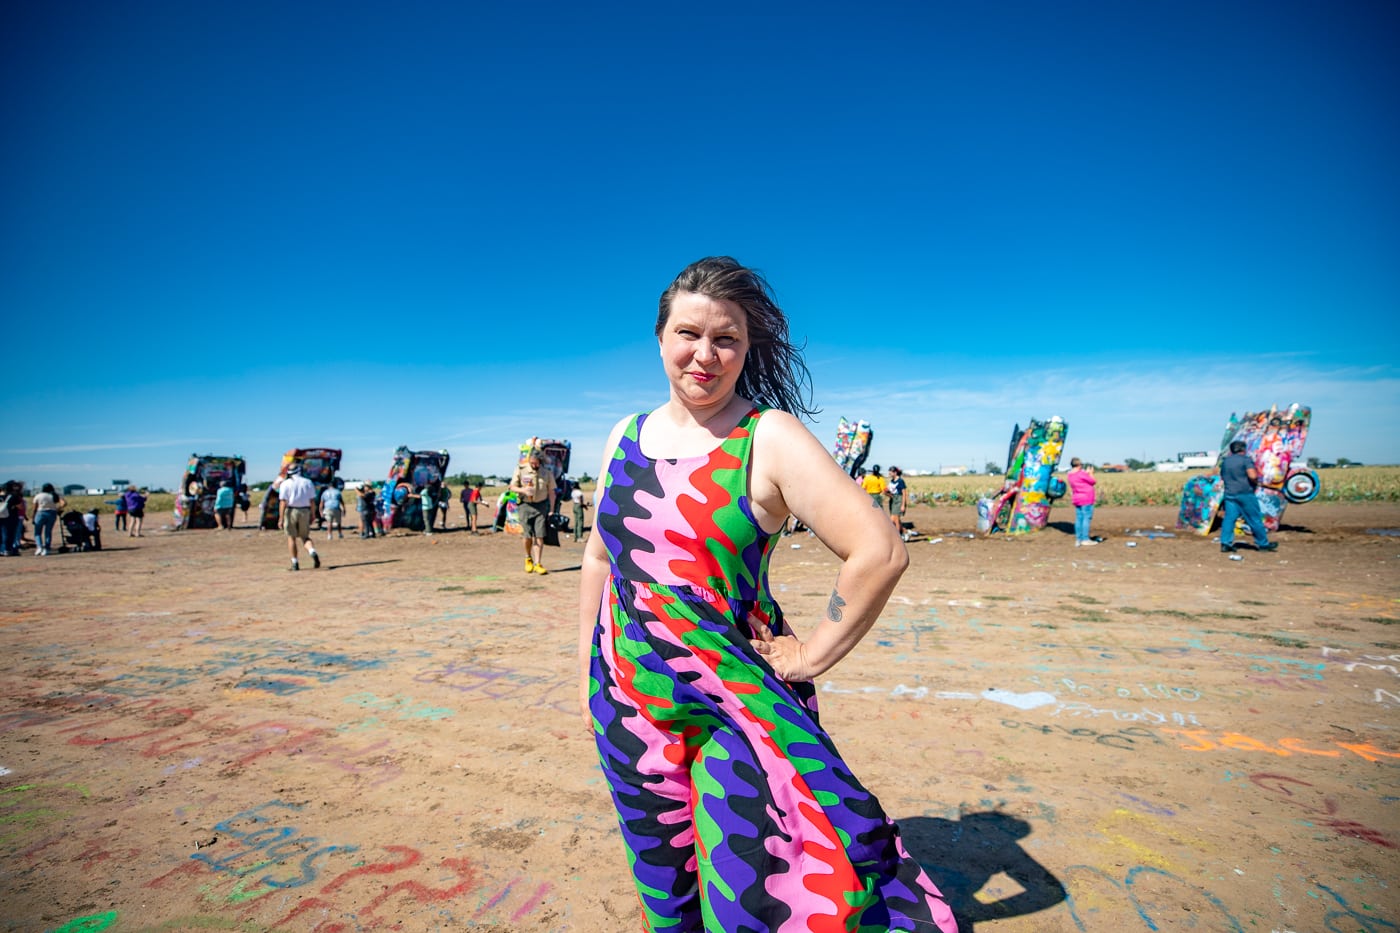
[{"x1": 277, "y1": 463, "x2": 321, "y2": 571}]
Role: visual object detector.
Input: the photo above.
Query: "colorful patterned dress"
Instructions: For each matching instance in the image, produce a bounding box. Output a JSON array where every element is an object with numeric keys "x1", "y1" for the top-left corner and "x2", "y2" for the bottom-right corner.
[{"x1": 589, "y1": 407, "x2": 957, "y2": 932}]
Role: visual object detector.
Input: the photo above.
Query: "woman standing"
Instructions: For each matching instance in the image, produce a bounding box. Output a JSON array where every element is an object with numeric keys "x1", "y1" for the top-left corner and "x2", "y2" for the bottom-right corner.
[
  {"x1": 577, "y1": 257, "x2": 955, "y2": 932},
  {"x1": 31, "y1": 483, "x2": 66, "y2": 556},
  {"x1": 1065, "y1": 458, "x2": 1098, "y2": 547},
  {"x1": 123, "y1": 485, "x2": 147, "y2": 537}
]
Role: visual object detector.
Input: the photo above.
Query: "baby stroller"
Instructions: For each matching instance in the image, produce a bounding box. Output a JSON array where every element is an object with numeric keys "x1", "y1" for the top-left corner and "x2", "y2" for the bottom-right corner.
[{"x1": 60, "y1": 510, "x2": 98, "y2": 552}]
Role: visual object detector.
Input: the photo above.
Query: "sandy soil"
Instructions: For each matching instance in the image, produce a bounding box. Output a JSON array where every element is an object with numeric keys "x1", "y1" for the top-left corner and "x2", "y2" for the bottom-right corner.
[{"x1": 1, "y1": 502, "x2": 1397, "y2": 932}]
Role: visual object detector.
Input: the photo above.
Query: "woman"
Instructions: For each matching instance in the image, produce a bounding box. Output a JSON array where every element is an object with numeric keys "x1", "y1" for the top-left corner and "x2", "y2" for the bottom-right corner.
[
  {"x1": 214, "y1": 481, "x2": 236, "y2": 530},
  {"x1": 886, "y1": 464, "x2": 910, "y2": 541},
  {"x1": 31, "y1": 483, "x2": 66, "y2": 556},
  {"x1": 1065, "y1": 458, "x2": 1098, "y2": 547},
  {"x1": 123, "y1": 485, "x2": 147, "y2": 537},
  {"x1": 577, "y1": 257, "x2": 956, "y2": 932}
]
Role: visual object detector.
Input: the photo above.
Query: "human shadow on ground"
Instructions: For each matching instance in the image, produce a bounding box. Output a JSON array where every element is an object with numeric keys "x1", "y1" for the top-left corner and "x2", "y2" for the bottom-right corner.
[
  {"x1": 325, "y1": 559, "x2": 403, "y2": 570},
  {"x1": 1046, "y1": 520, "x2": 1074, "y2": 537},
  {"x1": 899, "y1": 811, "x2": 1066, "y2": 931}
]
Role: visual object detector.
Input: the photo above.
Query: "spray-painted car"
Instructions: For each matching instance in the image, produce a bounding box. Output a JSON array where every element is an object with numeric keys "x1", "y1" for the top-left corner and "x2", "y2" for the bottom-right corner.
[
  {"x1": 174, "y1": 453, "x2": 247, "y2": 529},
  {"x1": 977, "y1": 417, "x2": 1068, "y2": 534},
  {"x1": 384, "y1": 446, "x2": 451, "y2": 531},
  {"x1": 1177, "y1": 403, "x2": 1318, "y2": 537},
  {"x1": 500, "y1": 437, "x2": 571, "y2": 534},
  {"x1": 831, "y1": 417, "x2": 874, "y2": 477},
  {"x1": 258, "y1": 448, "x2": 344, "y2": 530}
]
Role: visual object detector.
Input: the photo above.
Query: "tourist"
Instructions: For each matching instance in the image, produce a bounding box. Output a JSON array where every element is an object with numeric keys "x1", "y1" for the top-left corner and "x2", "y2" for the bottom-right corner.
[
  {"x1": 31, "y1": 483, "x2": 66, "y2": 556},
  {"x1": 276, "y1": 463, "x2": 321, "y2": 570},
  {"x1": 1219, "y1": 440, "x2": 1276, "y2": 554},
  {"x1": 320, "y1": 481, "x2": 345, "y2": 539},
  {"x1": 1066, "y1": 458, "x2": 1098, "y2": 547},
  {"x1": 511, "y1": 451, "x2": 554, "y2": 573},
  {"x1": 123, "y1": 485, "x2": 147, "y2": 538},
  {"x1": 214, "y1": 480, "x2": 236, "y2": 530},
  {"x1": 886, "y1": 465, "x2": 909, "y2": 540},
  {"x1": 577, "y1": 256, "x2": 955, "y2": 931}
]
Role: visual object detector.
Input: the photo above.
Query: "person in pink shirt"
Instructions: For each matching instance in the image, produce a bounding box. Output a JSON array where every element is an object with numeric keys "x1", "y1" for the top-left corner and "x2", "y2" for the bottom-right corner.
[{"x1": 1065, "y1": 458, "x2": 1098, "y2": 546}]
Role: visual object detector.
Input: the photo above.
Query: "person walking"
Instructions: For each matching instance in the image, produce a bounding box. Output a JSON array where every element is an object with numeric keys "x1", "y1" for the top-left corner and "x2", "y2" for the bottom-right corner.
[
  {"x1": 570, "y1": 482, "x2": 588, "y2": 542},
  {"x1": 511, "y1": 451, "x2": 554, "y2": 573},
  {"x1": 1219, "y1": 440, "x2": 1277, "y2": 554},
  {"x1": 1066, "y1": 458, "x2": 1098, "y2": 547},
  {"x1": 276, "y1": 464, "x2": 321, "y2": 571},
  {"x1": 577, "y1": 256, "x2": 956, "y2": 932},
  {"x1": 30, "y1": 483, "x2": 66, "y2": 556},
  {"x1": 320, "y1": 482, "x2": 345, "y2": 539},
  {"x1": 123, "y1": 486, "x2": 147, "y2": 538}
]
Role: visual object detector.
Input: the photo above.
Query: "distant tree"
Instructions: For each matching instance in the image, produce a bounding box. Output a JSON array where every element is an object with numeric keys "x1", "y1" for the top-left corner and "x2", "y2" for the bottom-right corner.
[
  {"x1": 984, "y1": 462, "x2": 1001, "y2": 475},
  {"x1": 252, "y1": 481, "x2": 273, "y2": 491},
  {"x1": 1306, "y1": 457, "x2": 1320, "y2": 469},
  {"x1": 578, "y1": 473, "x2": 593, "y2": 484},
  {"x1": 1124, "y1": 458, "x2": 1155, "y2": 471},
  {"x1": 447, "y1": 472, "x2": 485, "y2": 487},
  {"x1": 1335, "y1": 457, "x2": 1353, "y2": 467}
]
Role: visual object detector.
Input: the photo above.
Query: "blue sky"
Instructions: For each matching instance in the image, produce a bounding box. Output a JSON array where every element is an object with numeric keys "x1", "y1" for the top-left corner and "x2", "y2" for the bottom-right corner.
[{"x1": 3, "y1": 1, "x2": 1397, "y2": 488}]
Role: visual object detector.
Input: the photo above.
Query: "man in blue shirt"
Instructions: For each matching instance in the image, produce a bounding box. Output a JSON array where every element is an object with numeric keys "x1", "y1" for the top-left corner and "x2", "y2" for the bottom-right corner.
[{"x1": 1218, "y1": 441, "x2": 1276, "y2": 554}]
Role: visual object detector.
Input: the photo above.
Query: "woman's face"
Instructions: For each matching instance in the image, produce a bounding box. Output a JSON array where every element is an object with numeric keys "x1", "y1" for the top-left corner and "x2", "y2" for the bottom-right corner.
[{"x1": 658, "y1": 291, "x2": 749, "y2": 411}]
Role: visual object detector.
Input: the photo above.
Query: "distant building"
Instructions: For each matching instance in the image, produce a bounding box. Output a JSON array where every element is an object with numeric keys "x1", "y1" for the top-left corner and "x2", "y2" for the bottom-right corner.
[
  {"x1": 63, "y1": 483, "x2": 86, "y2": 495},
  {"x1": 1177, "y1": 451, "x2": 1218, "y2": 469},
  {"x1": 939, "y1": 465, "x2": 969, "y2": 476}
]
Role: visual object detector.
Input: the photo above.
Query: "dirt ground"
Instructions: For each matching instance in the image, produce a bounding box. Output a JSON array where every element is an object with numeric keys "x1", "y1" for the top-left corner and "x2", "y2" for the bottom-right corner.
[{"x1": 1, "y1": 501, "x2": 1397, "y2": 932}]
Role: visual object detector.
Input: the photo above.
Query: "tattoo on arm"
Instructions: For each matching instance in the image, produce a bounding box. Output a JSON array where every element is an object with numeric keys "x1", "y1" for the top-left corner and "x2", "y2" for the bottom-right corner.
[{"x1": 826, "y1": 588, "x2": 846, "y2": 623}]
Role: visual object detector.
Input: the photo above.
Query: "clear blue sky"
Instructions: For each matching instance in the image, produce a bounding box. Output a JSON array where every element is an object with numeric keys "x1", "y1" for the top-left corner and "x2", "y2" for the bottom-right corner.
[{"x1": 3, "y1": 1, "x2": 1397, "y2": 488}]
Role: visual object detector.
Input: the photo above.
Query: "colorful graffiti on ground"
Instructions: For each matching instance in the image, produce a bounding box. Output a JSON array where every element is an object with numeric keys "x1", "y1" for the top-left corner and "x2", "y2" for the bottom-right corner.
[
  {"x1": 500, "y1": 437, "x2": 570, "y2": 534},
  {"x1": 1177, "y1": 404, "x2": 1319, "y2": 537},
  {"x1": 382, "y1": 447, "x2": 450, "y2": 531},
  {"x1": 977, "y1": 418, "x2": 1068, "y2": 535},
  {"x1": 174, "y1": 454, "x2": 247, "y2": 529},
  {"x1": 257, "y1": 448, "x2": 343, "y2": 530},
  {"x1": 832, "y1": 417, "x2": 874, "y2": 477}
]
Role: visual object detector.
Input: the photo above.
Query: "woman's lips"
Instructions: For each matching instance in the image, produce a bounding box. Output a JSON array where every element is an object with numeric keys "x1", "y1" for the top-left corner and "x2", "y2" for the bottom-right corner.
[{"x1": 689, "y1": 372, "x2": 715, "y2": 382}]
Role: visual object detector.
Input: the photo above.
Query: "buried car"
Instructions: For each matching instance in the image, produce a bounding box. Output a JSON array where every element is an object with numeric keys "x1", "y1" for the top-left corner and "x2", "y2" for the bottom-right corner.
[
  {"x1": 259, "y1": 448, "x2": 344, "y2": 530},
  {"x1": 1177, "y1": 403, "x2": 1319, "y2": 537},
  {"x1": 384, "y1": 446, "x2": 451, "y2": 531},
  {"x1": 174, "y1": 454, "x2": 247, "y2": 529}
]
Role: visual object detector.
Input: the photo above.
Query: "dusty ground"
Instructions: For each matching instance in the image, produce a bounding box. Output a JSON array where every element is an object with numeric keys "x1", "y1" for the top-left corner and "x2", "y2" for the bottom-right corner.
[{"x1": 1, "y1": 502, "x2": 1397, "y2": 932}]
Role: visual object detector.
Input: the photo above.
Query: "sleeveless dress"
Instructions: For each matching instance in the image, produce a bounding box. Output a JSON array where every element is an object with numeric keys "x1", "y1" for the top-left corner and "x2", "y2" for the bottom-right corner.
[{"x1": 589, "y1": 407, "x2": 957, "y2": 933}]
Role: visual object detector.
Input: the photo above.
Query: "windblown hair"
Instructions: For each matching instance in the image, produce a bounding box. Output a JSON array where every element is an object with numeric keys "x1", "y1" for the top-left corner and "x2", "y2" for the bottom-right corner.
[{"x1": 655, "y1": 256, "x2": 817, "y2": 418}]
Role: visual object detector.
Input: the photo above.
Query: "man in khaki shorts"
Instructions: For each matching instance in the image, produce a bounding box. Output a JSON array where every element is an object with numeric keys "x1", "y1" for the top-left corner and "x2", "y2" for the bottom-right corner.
[
  {"x1": 277, "y1": 463, "x2": 322, "y2": 571},
  {"x1": 510, "y1": 450, "x2": 555, "y2": 574}
]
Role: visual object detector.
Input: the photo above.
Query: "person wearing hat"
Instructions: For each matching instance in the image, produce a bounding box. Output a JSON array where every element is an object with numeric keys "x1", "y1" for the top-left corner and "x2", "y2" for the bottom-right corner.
[
  {"x1": 510, "y1": 449, "x2": 555, "y2": 573},
  {"x1": 276, "y1": 462, "x2": 322, "y2": 570},
  {"x1": 860, "y1": 463, "x2": 887, "y2": 507}
]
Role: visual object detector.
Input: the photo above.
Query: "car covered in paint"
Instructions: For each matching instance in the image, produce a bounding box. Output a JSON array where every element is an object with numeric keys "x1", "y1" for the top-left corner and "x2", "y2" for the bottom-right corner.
[
  {"x1": 384, "y1": 446, "x2": 451, "y2": 530},
  {"x1": 1177, "y1": 404, "x2": 1318, "y2": 536},
  {"x1": 259, "y1": 448, "x2": 344, "y2": 530},
  {"x1": 174, "y1": 453, "x2": 247, "y2": 529}
]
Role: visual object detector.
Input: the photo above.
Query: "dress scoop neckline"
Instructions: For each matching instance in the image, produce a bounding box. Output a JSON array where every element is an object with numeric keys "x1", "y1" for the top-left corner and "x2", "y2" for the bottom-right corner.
[{"x1": 634, "y1": 407, "x2": 760, "y2": 463}]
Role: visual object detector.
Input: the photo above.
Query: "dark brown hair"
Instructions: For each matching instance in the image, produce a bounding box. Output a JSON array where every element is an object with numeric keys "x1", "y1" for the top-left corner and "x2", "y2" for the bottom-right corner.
[{"x1": 656, "y1": 256, "x2": 816, "y2": 418}]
